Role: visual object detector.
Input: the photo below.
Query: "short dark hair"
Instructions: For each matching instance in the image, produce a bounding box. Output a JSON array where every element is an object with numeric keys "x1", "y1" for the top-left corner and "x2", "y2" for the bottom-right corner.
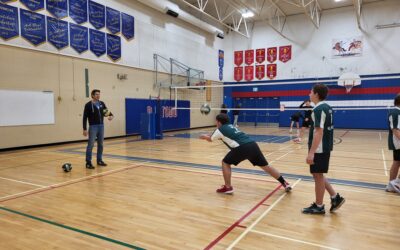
[
  {"x1": 216, "y1": 113, "x2": 229, "y2": 124},
  {"x1": 395, "y1": 94, "x2": 400, "y2": 106},
  {"x1": 91, "y1": 89, "x2": 100, "y2": 97},
  {"x1": 312, "y1": 84, "x2": 329, "y2": 101}
]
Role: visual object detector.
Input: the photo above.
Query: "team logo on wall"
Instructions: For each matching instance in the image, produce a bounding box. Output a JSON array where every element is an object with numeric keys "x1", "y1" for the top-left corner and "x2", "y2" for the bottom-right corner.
[
  {"x1": 244, "y1": 65, "x2": 254, "y2": 81},
  {"x1": 332, "y1": 36, "x2": 363, "y2": 58},
  {"x1": 267, "y1": 64, "x2": 277, "y2": 79},
  {"x1": 279, "y1": 45, "x2": 291, "y2": 63},
  {"x1": 267, "y1": 47, "x2": 277, "y2": 63},
  {"x1": 234, "y1": 66, "x2": 243, "y2": 81},
  {"x1": 255, "y1": 65, "x2": 265, "y2": 80},
  {"x1": 256, "y1": 48, "x2": 265, "y2": 64},
  {"x1": 245, "y1": 49, "x2": 254, "y2": 65},
  {"x1": 234, "y1": 51, "x2": 243, "y2": 66}
]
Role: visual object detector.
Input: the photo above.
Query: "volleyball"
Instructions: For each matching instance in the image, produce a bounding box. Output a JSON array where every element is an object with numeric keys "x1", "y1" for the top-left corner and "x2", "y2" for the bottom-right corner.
[
  {"x1": 200, "y1": 103, "x2": 211, "y2": 115},
  {"x1": 102, "y1": 108, "x2": 111, "y2": 117}
]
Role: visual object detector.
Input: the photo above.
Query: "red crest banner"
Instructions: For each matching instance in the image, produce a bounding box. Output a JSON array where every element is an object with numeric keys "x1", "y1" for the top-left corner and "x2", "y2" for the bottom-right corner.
[
  {"x1": 255, "y1": 65, "x2": 265, "y2": 80},
  {"x1": 244, "y1": 66, "x2": 254, "y2": 81},
  {"x1": 267, "y1": 47, "x2": 277, "y2": 63},
  {"x1": 279, "y1": 45, "x2": 292, "y2": 63},
  {"x1": 245, "y1": 49, "x2": 254, "y2": 65},
  {"x1": 267, "y1": 64, "x2": 277, "y2": 79},
  {"x1": 234, "y1": 51, "x2": 243, "y2": 66},
  {"x1": 256, "y1": 48, "x2": 265, "y2": 64},
  {"x1": 234, "y1": 67, "x2": 243, "y2": 81}
]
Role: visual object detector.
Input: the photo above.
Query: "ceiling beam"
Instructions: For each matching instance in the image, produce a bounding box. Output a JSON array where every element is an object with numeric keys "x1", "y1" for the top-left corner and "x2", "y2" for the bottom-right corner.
[{"x1": 353, "y1": 0, "x2": 363, "y2": 29}]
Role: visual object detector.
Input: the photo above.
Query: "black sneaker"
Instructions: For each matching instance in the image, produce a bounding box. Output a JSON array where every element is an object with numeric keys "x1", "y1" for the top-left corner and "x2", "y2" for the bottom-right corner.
[
  {"x1": 302, "y1": 203, "x2": 325, "y2": 215},
  {"x1": 330, "y1": 193, "x2": 345, "y2": 213},
  {"x1": 86, "y1": 162, "x2": 95, "y2": 169},
  {"x1": 97, "y1": 161, "x2": 107, "y2": 167}
]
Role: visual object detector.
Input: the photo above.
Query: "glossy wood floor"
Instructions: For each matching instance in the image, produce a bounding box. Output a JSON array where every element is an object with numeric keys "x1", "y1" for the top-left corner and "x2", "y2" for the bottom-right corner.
[{"x1": 0, "y1": 126, "x2": 399, "y2": 250}]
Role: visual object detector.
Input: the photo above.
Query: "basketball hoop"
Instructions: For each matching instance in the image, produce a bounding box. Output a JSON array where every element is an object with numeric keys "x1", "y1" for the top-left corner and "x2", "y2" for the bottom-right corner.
[{"x1": 338, "y1": 72, "x2": 361, "y2": 94}]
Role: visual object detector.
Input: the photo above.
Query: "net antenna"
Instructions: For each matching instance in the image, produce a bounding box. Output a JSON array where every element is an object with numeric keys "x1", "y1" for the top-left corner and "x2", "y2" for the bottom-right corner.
[{"x1": 338, "y1": 72, "x2": 361, "y2": 93}]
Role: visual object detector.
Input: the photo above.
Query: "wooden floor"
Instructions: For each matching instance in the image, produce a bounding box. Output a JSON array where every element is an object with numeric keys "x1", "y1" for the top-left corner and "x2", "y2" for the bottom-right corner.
[{"x1": 0, "y1": 126, "x2": 399, "y2": 249}]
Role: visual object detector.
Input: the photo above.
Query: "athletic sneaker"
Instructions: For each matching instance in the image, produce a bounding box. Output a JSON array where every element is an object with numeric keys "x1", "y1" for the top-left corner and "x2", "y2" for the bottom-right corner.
[
  {"x1": 388, "y1": 180, "x2": 400, "y2": 193},
  {"x1": 86, "y1": 162, "x2": 95, "y2": 169},
  {"x1": 330, "y1": 193, "x2": 345, "y2": 212},
  {"x1": 216, "y1": 185, "x2": 234, "y2": 194},
  {"x1": 302, "y1": 203, "x2": 325, "y2": 214},
  {"x1": 293, "y1": 138, "x2": 302, "y2": 144},
  {"x1": 284, "y1": 184, "x2": 292, "y2": 192},
  {"x1": 97, "y1": 160, "x2": 108, "y2": 167}
]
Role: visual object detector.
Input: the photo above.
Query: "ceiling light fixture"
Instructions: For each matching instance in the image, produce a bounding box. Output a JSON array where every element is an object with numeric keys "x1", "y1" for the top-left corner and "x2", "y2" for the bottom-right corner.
[{"x1": 242, "y1": 11, "x2": 254, "y2": 18}]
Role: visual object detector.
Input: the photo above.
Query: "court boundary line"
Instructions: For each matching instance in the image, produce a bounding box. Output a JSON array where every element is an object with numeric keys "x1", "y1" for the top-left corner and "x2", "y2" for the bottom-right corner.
[
  {"x1": 0, "y1": 206, "x2": 145, "y2": 250},
  {"x1": 381, "y1": 148, "x2": 388, "y2": 176},
  {"x1": 0, "y1": 163, "x2": 144, "y2": 202},
  {"x1": 0, "y1": 176, "x2": 45, "y2": 187},
  {"x1": 227, "y1": 179, "x2": 302, "y2": 249},
  {"x1": 203, "y1": 184, "x2": 283, "y2": 250},
  {"x1": 250, "y1": 229, "x2": 341, "y2": 250}
]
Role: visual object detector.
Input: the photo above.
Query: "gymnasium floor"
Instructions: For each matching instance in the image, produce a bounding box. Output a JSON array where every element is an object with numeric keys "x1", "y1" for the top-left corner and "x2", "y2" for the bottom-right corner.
[{"x1": 0, "y1": 126, "x2": 399, "y2": 249}]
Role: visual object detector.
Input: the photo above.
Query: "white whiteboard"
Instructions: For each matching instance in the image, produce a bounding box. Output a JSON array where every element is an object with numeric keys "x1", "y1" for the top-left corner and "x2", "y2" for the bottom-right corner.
[{"x1": 0, "y1": 90, "x2": 55, "y2": 126}]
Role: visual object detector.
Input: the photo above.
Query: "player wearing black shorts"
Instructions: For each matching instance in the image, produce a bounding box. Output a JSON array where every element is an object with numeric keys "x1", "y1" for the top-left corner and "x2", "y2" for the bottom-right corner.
[
  {"x1": 302, "y1": 84, "x2": 345, "y2": 215},
  {"x1": 290, "y1": 112, "x2": 302, "y2": 134},
  {"x1": 293, "y1": 100, "x2": 313, "y2": 143},
  {"x1": 200, "y1": 113, "x2": 291, "y2": 194},
  {"x1": 386, "y1": 94, "x2": 400, "y2": 193}
]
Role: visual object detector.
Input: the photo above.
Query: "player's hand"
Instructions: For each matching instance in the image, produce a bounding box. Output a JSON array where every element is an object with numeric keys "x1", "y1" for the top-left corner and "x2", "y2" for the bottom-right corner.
[
  {"x1": 199, "y1": 134, "x2": 208, "y2": 140},
  {"x1": 305, "y1": 118, "x2": 309, "y2": 121},
  {"x1": 306, "y1": 153, "x2": 314, "y2": 165},
  {"x1": 108, "y1": 115, "x2": 114, "y2": 121},
  {"x1": 83, "y1": 130, "x2": 88, "y2": 137}
]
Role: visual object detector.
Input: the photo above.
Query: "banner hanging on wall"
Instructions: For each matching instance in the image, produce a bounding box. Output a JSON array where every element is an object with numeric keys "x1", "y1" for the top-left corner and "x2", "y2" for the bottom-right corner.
[
  {"x1": 89, "y1": 28, "x2": 105, "y2": 56},
  {"x1": 121, "y1": 12, "x2": 134, "y2": 40},
  {"x1": 20, "y1": 9, "x2": 46, "y2": 46},
  {"x1": 70, "y1": 23, "x2": 88, "y2": 53},
  {"x1": 0, "y1": 3, "x2": 19, "y2": 40},
  {"x1": 107, "y1": 33, "x2": 121, "y2": 61},
  {"x1": 256, "y1": 48, "x2": 265, "y2": 64},
  {"x1": 46, "y1": 0, "x2": 68, "y2": 19},
  {"x1": 69, "y1": 0, "x2": 88, "y2": 24},
  {"x1": 332, "y1": 36, "x2": 363, "y2": 58},
  {"x1": 245, "y1": 49, "x2": 254, "y2": 65},
  {"x1": 279, "y1": 45, "x2": 291, "y2": 63},
  {"x1": 267, "y1": 64, "x2": 277, "y2": 79},
  {"x1": 267, "y1": 47, "x2": 277, "y2": 63},
  {"x1": 89, "y1": 0, "x2": 105, "y2": 29},
  {"x1": 234, "y1": 50, "x2": 243, "y2": 66},
  {"x1": 20, "y1": 0, "x2": 44, "y2": 12},
  {"x1": 47, "y1": 16, "x2": 68, "y2": 49},
  {"x1": 234, "y1": 67, "x2": 243, "y2": 81},
  {"x1": 255, "y1": 65, "x2": 265, "y2": 80},
  {"x1": 106, "y1": 6, "x2": 120, "y2": 34},
  {"x1": 244, "y1": 65, "x2": 254, "y2": 81},
  {"x1": 0, "y1": 0, "x2": 14, "y2": 3}
]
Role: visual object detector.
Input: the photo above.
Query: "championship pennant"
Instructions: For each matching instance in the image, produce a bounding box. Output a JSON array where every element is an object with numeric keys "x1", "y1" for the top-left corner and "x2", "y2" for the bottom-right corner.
[
  {"x1": 255, "y1": 65, "x2": 265, "y2": 80},
  {"x1": 256, "y1": 48, "x2": 265, "y2": 64},
  {"x1": 279, "y1": 45, "x2": 292, "y2": 63},
  {"x1": 234, "y1": 51, "x2": 243, "y2": 66},
  {"x1": 267, "y1": 47, "x2": 277, "y2": 63},
  {"x1": 267, "y1": 64, "x2": 277, "y2": 79},
  {"x1": 244, "y1": 66, "x2": 254, "y2": 81},
  {"x1": 234, "y1": 67, "x2": 243, "y2": 81},
  {"x1": 245, "y1": 49, "x2": 254, "y2": 65}
]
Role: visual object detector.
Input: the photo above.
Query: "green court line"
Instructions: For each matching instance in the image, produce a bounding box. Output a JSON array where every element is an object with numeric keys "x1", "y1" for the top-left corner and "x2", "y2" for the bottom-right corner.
[{"x1": 0, "y1": 207, "x2": 145, "y2": 250}]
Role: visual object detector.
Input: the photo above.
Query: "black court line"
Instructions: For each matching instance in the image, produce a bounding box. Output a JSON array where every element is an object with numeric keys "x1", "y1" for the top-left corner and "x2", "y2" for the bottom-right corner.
[{"x1": 0, "y1": 206, "x2": 145, "y2": 250}]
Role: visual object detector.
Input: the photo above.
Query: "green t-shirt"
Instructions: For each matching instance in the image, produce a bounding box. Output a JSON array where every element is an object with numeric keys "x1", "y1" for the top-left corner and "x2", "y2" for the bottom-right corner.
[
  {"x1": 211, "y1": 124, "x2": 253, "y2": 149},
  {"x1": 388, "y1": 107, "x2": 400, "y2": 150},
  {"x1": 308, "y1": 101, "x2": 334, "y2": 153}
]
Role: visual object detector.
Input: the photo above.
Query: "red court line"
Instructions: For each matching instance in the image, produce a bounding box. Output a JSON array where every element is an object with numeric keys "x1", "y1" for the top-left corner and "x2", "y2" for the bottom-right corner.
[
  {"x1": 203, "y1": 184, "x2": 282, "y2": 250},
  {"x1": 142, "y1": 164, "x2": 277, "y2": 184},
  {"x1": 0, "y1": 164, "x2": 142, "y2": 203}
]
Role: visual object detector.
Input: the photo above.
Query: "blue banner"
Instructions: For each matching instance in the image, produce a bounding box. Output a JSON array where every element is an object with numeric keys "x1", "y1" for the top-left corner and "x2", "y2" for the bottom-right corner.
[
  {"x1": 69, "y1": 0, "x2": 87, "y2": 24},
  {"x1": 219, "y1": 67, "x2": 223, "y2": 81},
  {"x1": 0, "y1": 3, "x2": 19, "y2": 40},
  {"x1": 20, "y1": 0, "x2": 44, "y2": 12},
  {"x1": 106, "y1": 6, "x2": 119, "y2": 34},
  {"x1": 121, "y1": 12, "x2": 134, "y2": 40},
  {"x1": 218, "y1": 49, "x2": 224, "y2": 67},
  {"x1": 46, "y1": 0, "x2": 67, "y2": 19},
  {"x1": 89, "y1": 28, "x2": 105, "y2": 57},
  {"x1": 0, "y1": 0, "x2": 14, "y2": 3},
  {"x1": 20, "y1": 9, "x2": 45, "y2": 45},
  {"x1": 47, "y1": 16, "x2": 68, "y2": 49},
  {"x1": 107, "y1": 33, "x2": 121, "y2": 61},
  {"x1": 89, "y1": 0, "x2": 104, "y2": 29},
  {"x1": 70, "y1": 23, "x2": 88, "y2": 53}
]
